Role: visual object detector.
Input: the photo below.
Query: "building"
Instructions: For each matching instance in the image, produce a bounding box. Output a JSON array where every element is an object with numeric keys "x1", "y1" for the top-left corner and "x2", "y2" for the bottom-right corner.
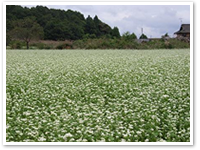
[{"x1": 174, "y1": 24, "x2": 190, "y2": 41}]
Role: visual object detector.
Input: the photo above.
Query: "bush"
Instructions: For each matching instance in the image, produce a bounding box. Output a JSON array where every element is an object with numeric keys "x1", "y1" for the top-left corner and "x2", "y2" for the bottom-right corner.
[
  {"x1": 73, "y1": 40, "x2": 86, "y2": 49},
  {"x1": 36, "y1": 43, "x2": 46, "y2": 49},
  {"x1": 10, "y1": 40, "x2": 25, "y2": 49},
  {"x1": 29, "y1": 42, "x2": 53, "y2": 49},
  {"x1": 168, "y1": 39, "x2": 189, "y2": 49},
  {"x1": 56, "y1": 43, "x2": 73, "y2": 49},
  {"x1": 19, "y1": 38, "x2": 190, "y2": 50}
]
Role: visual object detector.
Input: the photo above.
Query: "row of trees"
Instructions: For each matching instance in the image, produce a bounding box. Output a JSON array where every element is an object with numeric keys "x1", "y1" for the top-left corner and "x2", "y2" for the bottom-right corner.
[
  {"x1": 6, "y1": 5, "x2": 148, "y2": 49},
  {"x1": 7, "y1": 5, "x2": 120, "y2": 39}
]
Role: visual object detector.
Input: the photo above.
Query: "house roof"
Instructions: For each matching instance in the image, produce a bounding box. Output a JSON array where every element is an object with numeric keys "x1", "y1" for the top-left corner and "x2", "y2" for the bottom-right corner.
[{"x1": 174, "y1": 24, "x2": 190, "y2": 34}]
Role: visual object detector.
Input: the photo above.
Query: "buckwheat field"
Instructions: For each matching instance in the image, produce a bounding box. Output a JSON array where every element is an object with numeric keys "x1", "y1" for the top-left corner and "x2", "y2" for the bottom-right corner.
[{"x1": 6, "y1": 49, "x2": 190, "y2": 142}]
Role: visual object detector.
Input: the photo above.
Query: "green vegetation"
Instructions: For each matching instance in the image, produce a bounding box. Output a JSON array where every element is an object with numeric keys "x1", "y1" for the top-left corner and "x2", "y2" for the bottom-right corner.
[
  {"x1": 139, "y1": 33, "x2": 148, "y2": 39},
  {"x1": 6, "y1": 5, "x2": 119, "y2": 42},
  {"x1": 83, "y1": 38, "x2": 189, "y2": 49},
  {"x1": 6, "y1": 49, "x2": 190, "y2": 142},
  {"x1": 8, "y1": 17, "x2": 44, "y2": 49},
  {"x1": 6, "y1": 5, "x2": 190, "y2": 50},
  {"x1": 6, "y1": 38, "x2": 190, "y2": 50}
]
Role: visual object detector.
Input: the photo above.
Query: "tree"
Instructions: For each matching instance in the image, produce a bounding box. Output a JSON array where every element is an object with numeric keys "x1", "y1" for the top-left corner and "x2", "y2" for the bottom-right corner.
[
  {"x1": 98, "y1": 23, "x2": 112, "y2": 36},
  {"x1": 85, "y1": 15, "x2": 98, "y2": 36},
  {"x1": 9, "y1": 17, "x2": 44, "y2": 49},
  {"x1": 164, "y1": 33, "x2": 169, "y2": 37},
  {"x1": 161, "y1": 33, "x2": 170, "y2": 39},
  {"x1": 6, "y1": 5, "x2": 117, "y2": 41},
  {"x1": 139, "y1": 33, "x2": 148, "y2": 39},
  {"x1": 93, "y1": 15, "x2": 101, "y2": 37},
  {"x1": 130, "y1": 32, "x2": 137, "y2": 39},
  {"x1": 122, "y1": 31, "x2": 137, "y2": 41},
  {"x1": 111, "y1": 27, "x2": 120, "y2": 38}
]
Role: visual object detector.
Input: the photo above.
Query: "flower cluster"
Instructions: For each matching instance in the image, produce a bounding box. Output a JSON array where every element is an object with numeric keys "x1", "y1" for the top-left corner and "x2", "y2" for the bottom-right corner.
[{"x1": 6, "y1": 49, "x2": 190, "y2": 142}]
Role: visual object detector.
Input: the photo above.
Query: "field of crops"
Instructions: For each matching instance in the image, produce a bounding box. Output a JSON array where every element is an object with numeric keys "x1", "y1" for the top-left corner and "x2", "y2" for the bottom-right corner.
[{"x1": 6, "y1": 49, "x2": 190, "y2": 142}]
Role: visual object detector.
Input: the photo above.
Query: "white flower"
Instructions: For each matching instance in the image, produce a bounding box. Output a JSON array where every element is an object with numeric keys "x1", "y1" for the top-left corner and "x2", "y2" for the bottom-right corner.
[
  {"x1": 98, "y1": 138, "x2": 106, "y2": 142},
  {"x1": 69, "y1": 138, "x2": 75, "y2": 142},
  {"x1": 82, "y1": 139, "x2": 88, "y2": 142},
  {"x1": 136, "y1": 131, "x2": 142, "y2": 134},
  {"x1": 145, "y1": 139, "x2": 149, "y2": 142},
  {"x1": 157, "y1": 139, "x2": 167, "y2": 142},
  {"x1": 38, "y1": 137, "x2": 46, "y2": 142},
  {"x1": 88, "y1": 130, "x2": 94, "y2": 134},
  {"x1": 63, "y1": 133, "x2": 73, "y2": 140},
  {"x1": 162, "y1": 95, "x2": 169, "y2": 98},
  {"x1": 79, "y1": 119, "x2": 84, "y2": 123},
  {"x1": 23, "y1": 111, "x2": 31, "y2": 116},
  {"x1": 121, "y1": 139, "x2": 126, "y2": 142},
  {"x1": 140, "y1": 118, "x2": 144, "y2": 122}
]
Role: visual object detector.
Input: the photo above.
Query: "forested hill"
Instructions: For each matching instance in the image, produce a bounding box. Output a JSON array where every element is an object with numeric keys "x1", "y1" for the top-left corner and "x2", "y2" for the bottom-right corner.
[{"x1": 6, "y1": 5, "x2": 121, "y2": 41}]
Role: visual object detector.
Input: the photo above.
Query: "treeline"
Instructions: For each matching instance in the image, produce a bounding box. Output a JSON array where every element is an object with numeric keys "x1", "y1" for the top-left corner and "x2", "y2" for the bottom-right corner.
[
  {"x1": 6, "y1": 5, "x2": 120, "y2": 41},
  {"x1": 8, "y1": 38, "x2": 189, "y2": 50},
  {"x1": 6, "y1": 5, "x2": 189, "y2": 50}
]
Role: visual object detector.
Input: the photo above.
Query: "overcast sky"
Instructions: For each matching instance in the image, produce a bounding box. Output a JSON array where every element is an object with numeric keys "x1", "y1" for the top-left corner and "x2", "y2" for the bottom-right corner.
[{"x1": 22, "y1": 5, "x2": 190, "y2": 38}]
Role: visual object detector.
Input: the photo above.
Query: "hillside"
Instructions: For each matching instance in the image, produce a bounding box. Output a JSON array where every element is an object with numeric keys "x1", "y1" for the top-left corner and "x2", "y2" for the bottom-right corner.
[{"x1": 6, "y1": 5, "x2": 120, "y2": 41}]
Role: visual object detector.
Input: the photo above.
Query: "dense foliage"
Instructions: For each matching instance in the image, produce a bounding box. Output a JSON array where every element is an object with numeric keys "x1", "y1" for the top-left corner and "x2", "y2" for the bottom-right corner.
[
  {"x1": 6, "y1": 5, "x2": 120, "y2": 41},
  {"x1": 7, "y1": 37, "x2": 190, "y2": 50},
  {"x1": 6, "y1": 49, "x2": 190, "y2": 142},
  {"x1": 72, "y1": 38, "x2": 189, "y2": 49},
  {"x1": 139, "y1": 34, "x2": 148, "y2": 39}
]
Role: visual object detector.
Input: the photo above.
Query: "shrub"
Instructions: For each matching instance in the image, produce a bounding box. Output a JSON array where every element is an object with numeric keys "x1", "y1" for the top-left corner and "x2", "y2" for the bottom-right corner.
[
  {"x1": 56, "y1": 43, "x2": 73, "y2": 49},
  {"x1": 10, "y1": 40, "x2": 25, "y2": 49},
  {"x1": 37, "y1": 43, "x2": 46, "y2": 49}
]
